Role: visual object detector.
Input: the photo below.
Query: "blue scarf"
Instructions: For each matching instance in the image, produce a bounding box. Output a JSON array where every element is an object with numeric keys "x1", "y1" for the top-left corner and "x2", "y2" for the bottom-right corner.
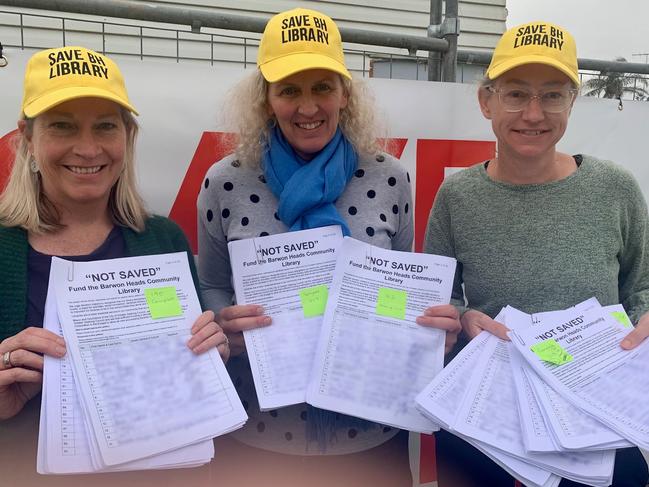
[
  {"x1": 263, "y1": 126, "x2": 372, "y2": 452},
  {"x1": 262, "y1": 126, "x2": 358, "y2": 236}
]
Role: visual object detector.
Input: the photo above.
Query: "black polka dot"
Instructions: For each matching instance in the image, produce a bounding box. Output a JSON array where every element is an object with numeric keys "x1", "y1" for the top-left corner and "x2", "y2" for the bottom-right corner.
[
  {"x1": 269, "y1": 410, "x2": 278, "y2": 418},
  {"x1": 406, "y1": 172, "x2": 411, "y2": 183},
  {"x1": 241, "y1": 217, "x2": 249, "y2": 226},
  {"x1": 231, "y1": 159, "x2": 241, "y2": 168},
  {"x1": 250, "y1": 194, "x2": 260, "y2": 203},
  {"x1": 285, "y1": 432, "x2": 293, "y2": 441},
  {"x1": 367, "y1": 190, "x2": 376, "y2": 199},
  {"x1": 224, "y1": 181, "x2": 234, "y2": 191},
  {"x1": 348, "y1": 429, "x2": 358, "y2": 438},
  {"x1": 379, "y1": 213, "x2": 387, "y2": 222},
  {"x1": 348, "y1": 206, "x2": 358, "y2": 216},
  {"x1": 383, "y1": 426, "x2": 392, "y2": 433},
  {"x1": 258, "y1": 174, "x2": 266, "y2": 183},
  {"x1": 405, "y1": 203, "x2": 409, "y2": 214},
  {"x1": 256, "y1": 422, "x2": 265, "y2": 433},
  {"x1": 366, "y1": 227, "x2": 375, "y2": 237},
  {"x1": 204, "y1": 178, "x2": 209, "y2": 189},
  {"x1": 260, "y1": 232, "x2": 269, "y2": 237},
  {"x1": 355, "y1": 169, "x2": 365, "y2": 178},
  {"x1": 206, "y1": 209, "x2": 213, "y2": 222},
  {"x1": 388, "y1": 177, "x2": 396, "y2": 186},
  {"x1": 392, "y1": 204, "x2": 399, "y2": 214},
  {"x1": 242, "y1": 400, "x2": 249, "y2": 411},
  {"x1": 300, "y1": 410, "x2": 307, "y2": 421},
  {"x1": 221, "y1": 208, "x2": 230, "y2": 218},
  {"x1": 274, "y1": 212, "x2": 280, "y2": 221},
  {"x1": 376, "y1": 154, "x2": 385, "y2": 162}
]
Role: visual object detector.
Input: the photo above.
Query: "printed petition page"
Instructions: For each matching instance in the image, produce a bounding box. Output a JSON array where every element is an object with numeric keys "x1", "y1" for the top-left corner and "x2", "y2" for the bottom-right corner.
[
  {"x1": 38, "y1": 278, "x2": 213, "y2": 474},
  {"x1": 307, "y1": 237, "x2": 456, "y2": 433},
  {"x1": 510, "y1": 305, "x2": 649, "y2": 451},
  {"x1": 51, "y1": 252, "x2": 246, "y2": 467},
  {"x1": 228, "y1": 225, "x2": 343, "y2": 410}
]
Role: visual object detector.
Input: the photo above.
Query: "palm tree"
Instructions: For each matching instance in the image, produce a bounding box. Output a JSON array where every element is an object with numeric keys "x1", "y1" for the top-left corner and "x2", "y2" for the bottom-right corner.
[{"x1": 582, "y1": 57, "x2": 649, "y2": 101}]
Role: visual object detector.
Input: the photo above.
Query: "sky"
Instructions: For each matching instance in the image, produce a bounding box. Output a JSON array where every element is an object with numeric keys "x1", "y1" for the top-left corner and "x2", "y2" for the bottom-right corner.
[{"x1": 506, "y1": 0, "x2": 649, "y2": 64}]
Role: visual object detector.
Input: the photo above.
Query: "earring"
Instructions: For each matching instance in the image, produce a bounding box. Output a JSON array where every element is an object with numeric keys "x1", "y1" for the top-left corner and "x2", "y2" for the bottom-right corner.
[{"x1": 29, "y1": 156, "x2": 39, "y2": 173}]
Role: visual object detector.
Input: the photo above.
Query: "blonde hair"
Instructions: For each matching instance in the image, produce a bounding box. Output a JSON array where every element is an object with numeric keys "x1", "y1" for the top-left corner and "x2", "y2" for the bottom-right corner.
[
  {"x1": 0, "y1": 108, "x2": 148, "y2": 234},
  {"x1": 223, "y1": 70, "x2": 387, "y2": 167}
]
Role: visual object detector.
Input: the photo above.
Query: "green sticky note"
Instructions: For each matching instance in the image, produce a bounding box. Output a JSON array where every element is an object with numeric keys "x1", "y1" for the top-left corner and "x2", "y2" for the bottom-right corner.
[
  {"x1": 144, "y1": 286, "x2": 182, "y2": 319},
  {"x1": 299, "y1": 285, "x2": 328, "y2": 318},
  {"x1": 375, "y1": 287, "x2": 407, "y2": 320},
  {"x1": 611, "y1": 311, "x2": 633, "y2": 329},
  {"x1": 530, "y1": 339, "x2": 573, "y2": 365}
]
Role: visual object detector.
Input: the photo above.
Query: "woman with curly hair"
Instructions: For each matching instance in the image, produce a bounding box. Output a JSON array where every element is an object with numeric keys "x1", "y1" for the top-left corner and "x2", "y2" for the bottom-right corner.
[{"x1": 197, "y1": 7, "x2": 460, "y2": 486}]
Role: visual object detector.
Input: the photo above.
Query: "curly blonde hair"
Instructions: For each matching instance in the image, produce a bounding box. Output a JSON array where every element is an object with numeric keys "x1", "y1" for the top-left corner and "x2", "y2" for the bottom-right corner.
[
  {"x1": 222, "y1": 70, "x2": 387, "y2": 167},
  {"x1": 0, "y1": 108, "x2": 148, "y2": 234}
]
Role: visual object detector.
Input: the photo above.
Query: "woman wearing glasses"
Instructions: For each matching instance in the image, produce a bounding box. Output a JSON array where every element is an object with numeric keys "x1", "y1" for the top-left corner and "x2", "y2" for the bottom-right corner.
[{"x1": 424, "y1": 21, "x2": 649, "y2": 486}]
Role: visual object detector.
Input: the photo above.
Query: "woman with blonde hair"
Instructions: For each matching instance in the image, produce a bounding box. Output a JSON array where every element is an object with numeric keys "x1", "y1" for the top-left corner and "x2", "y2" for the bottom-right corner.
[
  {"x1": 198, "y1": 7, "x2": 460, "y2": 486},
  {"x1": 425, "y1": 21, "x2": 649, "y2": 486},
  {"x1": 0, "y1": 46, "x2": 230, "y2": 421}
]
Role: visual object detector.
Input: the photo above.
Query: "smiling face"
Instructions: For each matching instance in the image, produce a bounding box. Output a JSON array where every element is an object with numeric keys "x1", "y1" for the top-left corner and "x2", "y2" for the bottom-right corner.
[
  {"x1": 479, "y1": 63, "x2": 575, "y2": 163},
  {"x1": 22, "y1": 97, "x2": 127, "y2": 212},
  {"x1": 266, "y1": 68, "x2": 348, "y2": 160}
]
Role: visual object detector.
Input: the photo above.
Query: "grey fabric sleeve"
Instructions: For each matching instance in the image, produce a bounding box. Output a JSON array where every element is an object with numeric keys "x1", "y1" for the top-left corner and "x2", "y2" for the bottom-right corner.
[
  {"x1": 423, "y1": 184, "x2": 467, "y2": 314},
  {"x1": 197, "y1": 186, "x2": 235, "y2": 315},
  {"x1": 614, "y1": 167, "x2": 649, "y2": 324}
]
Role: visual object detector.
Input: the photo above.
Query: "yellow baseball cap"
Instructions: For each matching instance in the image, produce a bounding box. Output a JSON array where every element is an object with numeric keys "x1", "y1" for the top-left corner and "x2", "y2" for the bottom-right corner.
[
  {"x1": 21, "y1": 46, "x2": 138, "y2": 118},
  {"x1": 257, "y1": 8, "x2": 351, "y2": 82},
  {"x1": 486, "y1": 21, "x2": 579, "y2": 86}
]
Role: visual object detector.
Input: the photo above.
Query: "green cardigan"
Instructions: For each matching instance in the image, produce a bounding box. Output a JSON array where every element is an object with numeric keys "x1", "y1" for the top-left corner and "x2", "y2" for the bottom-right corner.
[{"x1": 0, "y1": 215, "x2": 200, "y2": 341}]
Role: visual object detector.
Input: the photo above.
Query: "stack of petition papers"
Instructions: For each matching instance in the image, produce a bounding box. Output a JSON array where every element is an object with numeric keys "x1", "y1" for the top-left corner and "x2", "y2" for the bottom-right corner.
[
  {"x1": 229, "y1": 227, "x2": 457, "y2": 433},
  {"x1": 38, "y1": 252, "x2": 247, "y2": 474},
  {"x1": 508, "y1": 301, "x2": 649, "y2": 453},
  {"x1": 415, "y1": 299, "x2": 642, "y2": 487}
]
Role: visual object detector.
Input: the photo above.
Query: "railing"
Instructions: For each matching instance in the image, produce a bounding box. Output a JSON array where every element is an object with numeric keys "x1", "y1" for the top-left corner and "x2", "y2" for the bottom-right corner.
[{"x1": 1, "y1": 7, "x2": 648, "y2": 99}]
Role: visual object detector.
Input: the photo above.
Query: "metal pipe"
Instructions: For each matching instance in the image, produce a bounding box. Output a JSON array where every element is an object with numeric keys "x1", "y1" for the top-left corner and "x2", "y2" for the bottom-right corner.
[
  {"x1": 3, "y1": 0, "x2": 649, "y2": 77},
  {"x1": 457, "y1": 50, "x2": 649, "y2": 76},
  {"x1": 441, "y1": 0, "x2": 459, "y2": 82},
  {"x1": 0, "y1": 0, "x2": 449, "y2": 54},
  {"x1": 427, "y1": 0, "x2": 442, "y2": 81}
]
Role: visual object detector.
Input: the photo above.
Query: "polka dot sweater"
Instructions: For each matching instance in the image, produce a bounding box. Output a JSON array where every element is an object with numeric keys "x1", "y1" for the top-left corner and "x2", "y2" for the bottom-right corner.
[{"x1": 197, "y1": 152, "x2": 414, "y2": 455}]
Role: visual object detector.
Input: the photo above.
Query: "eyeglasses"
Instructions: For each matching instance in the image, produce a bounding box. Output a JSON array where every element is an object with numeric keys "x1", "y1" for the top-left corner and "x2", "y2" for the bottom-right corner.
[{"x1": 487, "y1": 86, "x2": 577, "y2": 113}]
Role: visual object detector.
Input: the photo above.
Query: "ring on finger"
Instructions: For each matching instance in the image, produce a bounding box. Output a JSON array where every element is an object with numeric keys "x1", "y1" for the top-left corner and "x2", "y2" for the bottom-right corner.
[{"x1": 2, "y1": 351, "x2": 13, "y2": 369}]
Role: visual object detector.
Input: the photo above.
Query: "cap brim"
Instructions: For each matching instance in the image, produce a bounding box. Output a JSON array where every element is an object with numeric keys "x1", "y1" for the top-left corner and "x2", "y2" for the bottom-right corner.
[
  {"x1": 259, "y1": 52, "x2": 351, "y2": 82},
  {"x1": 23, "y1": 86, "x2": 139, "y2": 117},
  {"x1": 488, "y1": 55, "x2": 580, "y2": 86}
]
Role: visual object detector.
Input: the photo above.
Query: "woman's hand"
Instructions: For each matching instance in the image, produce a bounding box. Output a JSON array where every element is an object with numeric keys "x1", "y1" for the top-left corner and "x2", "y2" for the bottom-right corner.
[
  {"x1": 461, "y1": 309, "x2": 509, "y2": 341},
  {"x1": 416, "y1": 304, "x2": 462, "y2": 355},
  {"x1": 216, "y1": 305, "x2": 272, "y2": 357},
  {"x1": 187, "y1": 310, "x2": 231, "y2": 362},
  {"x1": 620, "y1": 312, "x2": 649, "y2": 350},
  {"x1": 0, "y1": 327, "x2": 66, "y2": 420}
]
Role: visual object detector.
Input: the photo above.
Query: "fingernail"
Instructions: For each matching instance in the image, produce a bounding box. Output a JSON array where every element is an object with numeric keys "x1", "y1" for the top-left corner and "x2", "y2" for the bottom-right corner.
[
  {"x1": 621, "y1": 339, "x2": 631, "y2": 349},
  {"x1": 261, "y1": 316, "x2": 272, "y2": 326},
  {"x1": 56, "y1": 346, "x2": 66, "y2": 356},
  {"x1": 256, "y1": 306, "x2": 265, "y2": 315}
]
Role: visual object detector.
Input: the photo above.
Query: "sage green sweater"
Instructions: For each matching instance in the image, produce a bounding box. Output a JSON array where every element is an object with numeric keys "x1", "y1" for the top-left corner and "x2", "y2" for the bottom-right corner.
[
  {"x1": 423, "y1": 155, "x2": 649, "y2": 323},
  {"x1": 0, "y1": 215, "x2": 199, "y2": 342}
]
